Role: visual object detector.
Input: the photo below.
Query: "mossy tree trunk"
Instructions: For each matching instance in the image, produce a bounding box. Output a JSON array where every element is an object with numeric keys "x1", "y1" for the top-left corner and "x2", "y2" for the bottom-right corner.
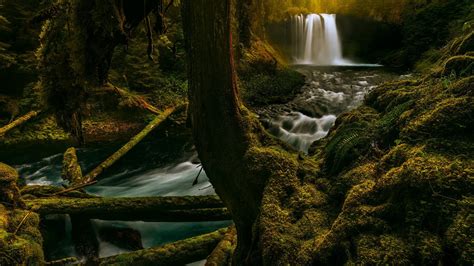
[
  {"x1": 182, "y1": 0, "x2": 259, "y2": 263},
  {"x1": 182, "y1": 0, "x2": 302, "y2": 264}
]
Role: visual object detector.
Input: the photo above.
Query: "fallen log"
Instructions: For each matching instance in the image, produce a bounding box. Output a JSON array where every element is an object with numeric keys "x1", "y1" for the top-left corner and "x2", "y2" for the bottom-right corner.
[
  {"x1": 0, "y1": 110, "x2": 40, "y2": 137},
  {"x1": 109, "y1": 85, "x2": 163, "y2": 115},
  {"x1": 98, "y1": 227, "x2": 228, "y2": 265},
  {"x1": 25, "y1": 196, "x2": 230, "y2": 222},
  {"x1": 82, "y1": 105, "x2": 178, "y2": 184},
  {"x1": 206, "y1": 226, "x2": 237, "y2": 266}
]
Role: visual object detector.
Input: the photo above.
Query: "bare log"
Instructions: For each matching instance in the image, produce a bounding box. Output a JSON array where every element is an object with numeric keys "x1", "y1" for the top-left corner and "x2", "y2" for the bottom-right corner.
[
  {"x1": 82, "y1": 106, "x2": 177, "y2": 184},
  {"x1": 25, "y1": 196, "x2": 230, "y2": 222},
  {"x1": 0, "y1": 110, "x2": 40, "y2": 137},
  {"x1": 206, "y1": 226, "x2": 237, "y2": 266},
  {"x1": 98, "y1": 227, "x2": 228, "y2": 265}
]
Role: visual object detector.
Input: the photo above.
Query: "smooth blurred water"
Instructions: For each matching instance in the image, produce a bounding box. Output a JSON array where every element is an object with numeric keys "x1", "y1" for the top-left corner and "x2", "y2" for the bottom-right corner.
[
  {"x1": 261, "y1": 66, "x2": 399, "y2": 153},
  {"x1": 12, "y1": 132, "x2": 231, "y2": 261}
]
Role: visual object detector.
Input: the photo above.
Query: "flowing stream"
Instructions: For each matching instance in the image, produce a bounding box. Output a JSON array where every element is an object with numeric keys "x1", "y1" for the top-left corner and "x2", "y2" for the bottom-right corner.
[
  {"x1": 12, "y1": 133, "x2": 231, "y2": 262},
  {"x1": 6, "y1": 13, "x2": 405, "y2": 263},
  {"x1": 12, "y1": 65, "x2": 401, "y2": 261},
  {"x1": 260, "y1": 66, "x2": 401, "y2": 153}
]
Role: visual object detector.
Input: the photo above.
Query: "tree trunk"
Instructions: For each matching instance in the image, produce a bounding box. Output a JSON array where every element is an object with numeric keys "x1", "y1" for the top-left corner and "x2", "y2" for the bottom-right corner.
[
  {"x1": 0, "y1": 110, "x2": 40, "y2": 137},
  {"x1": 182, "y1": 0, "x2": 274, "y2": 264},
  {"x1": 206, "y1": 226, "x2": 237, "y2": 266},
  {"x1": 82, "y1": 106, "x2": 177, "y2": 184},
  {"x1": 98, "y1": 227, "x2": 229, "y2": 265},
  {"x1": 25, "y1": 196, "x2": 230, "y2": 222}
]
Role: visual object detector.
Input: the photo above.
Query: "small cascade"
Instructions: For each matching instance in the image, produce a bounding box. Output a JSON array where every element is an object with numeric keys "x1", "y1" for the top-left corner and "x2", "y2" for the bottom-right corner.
[
  {"x1": 267, "y1": 112, "x2": 337, "y2": 153},
  {"x1": 291, "y1": 14, "x2": 352, "y2": 65}
]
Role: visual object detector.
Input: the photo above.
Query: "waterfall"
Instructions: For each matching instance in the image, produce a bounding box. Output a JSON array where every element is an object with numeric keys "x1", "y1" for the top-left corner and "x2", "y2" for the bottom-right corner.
[{"x1": 291, "y1": 14, "x2": 352, "y2": 65}]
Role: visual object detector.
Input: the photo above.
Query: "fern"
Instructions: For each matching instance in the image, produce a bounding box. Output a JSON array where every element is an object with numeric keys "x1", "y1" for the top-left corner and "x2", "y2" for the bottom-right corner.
[
  {"x1": 378, "y1": 100, "x2": 414, "y2": 131},
  {"x1": 325, "y1": 126, "x2": 372, "y2": 175}
]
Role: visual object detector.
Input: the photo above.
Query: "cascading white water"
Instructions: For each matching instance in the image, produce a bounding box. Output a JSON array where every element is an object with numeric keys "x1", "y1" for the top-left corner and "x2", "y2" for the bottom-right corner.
[{"x1": 291, "y1": 14, "x2": 352, "y2": 65}]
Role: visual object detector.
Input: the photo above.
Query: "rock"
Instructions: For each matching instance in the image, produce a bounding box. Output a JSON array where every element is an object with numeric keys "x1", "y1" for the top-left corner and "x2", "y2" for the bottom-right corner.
[
  {"x1": 0, "y1": 162, "x2": 23, "y2": 207},
  {"x1": 98, "y1": 226, "x2": 144, "y2": 251},
  {"x1": 0, "y1": 162, "x2": 19, "y2": 183}
]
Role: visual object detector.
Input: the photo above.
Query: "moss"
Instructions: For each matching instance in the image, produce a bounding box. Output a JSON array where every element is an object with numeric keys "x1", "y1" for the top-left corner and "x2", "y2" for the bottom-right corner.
[
  {"x1": 0, "y1": 115, "x2": 72, "y2": 147},
  {"x1": 445, "y1": 198, "x2": 474, "y2": 264},
  {"x1": 447, "y1": 75, "x2": 474, "y2": 96},
  {"x1": 0, "y1": 162, "x2": 18, "y2": 183},
  {"x1": 61, "y1": 147, "x2": 83, "y2": 185},
  {"x1": 365, "y1": 80, "x2": 421, "y2": 112},
  {"x1": 323, "y1": 107, "x2": 379, "y2": 175},
  {"x1": 442, "y1": 55, "x2": 474, "y2": 78},
  {"x1": 8, "y1": 210, "x2": 42, "y2": 244},
  {"x1": 99, "y1": 228, "x2": 228, "y2": 265},
  {"x1": 350, "y1": 234, "x2": 413, "y2": 265},
  {"x1": 402, "y1": 97, "x2": 473, "y2": 140},
  {"x1": 240, "y1": 67, "x2": 304, "y2": 107},
  {"x1": 0, "y1": 205, "x2": 44, "y2": 265},
  {"x1": 0, "y1": 162, "x2": 22, "y2": 207},
  {"x1": 456, "y1": 30, "x2": 474, "y2": 55}
]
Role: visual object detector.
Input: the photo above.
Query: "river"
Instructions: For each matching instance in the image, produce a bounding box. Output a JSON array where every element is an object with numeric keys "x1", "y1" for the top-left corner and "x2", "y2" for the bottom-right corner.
[{"x1": 7, "y1": 64, "x2": 405, "y2": 263}]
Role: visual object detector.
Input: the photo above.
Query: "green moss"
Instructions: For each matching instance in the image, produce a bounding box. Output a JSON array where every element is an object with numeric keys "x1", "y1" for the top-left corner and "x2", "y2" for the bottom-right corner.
[
  {"x1": 0, "y1": 115, "x2": 72, "y2": 147},
  {"x1": 0, "y1": 162, "x2": 18, "y2": 183},
  {"x1": 323, "y1": 107, "x2": 378, "y2": 175},
  {"x1": 351, "y1": 234, "x2": 413, "y2": 265},
  {"x1": 455, "y1": 30, "x2": 474, "y2": 55},
  {"x1": 442, "y1": 55, "x2": 474, "y2": 78},
  {"x1": 0, "y1": 205, "x2": 44, "y2": 265},
  {"x1": 240, "y1": 68, "x2": 304, "y2": 106},
  {"x1": 61, "y1": 147, "x2": 83, "y2": 185},
  {"x1": 402, "y1": 96, "x2": 473, "y2": 140},
  {"x1": 445, "y1": 198, "x2": 474, "y2": 264}
]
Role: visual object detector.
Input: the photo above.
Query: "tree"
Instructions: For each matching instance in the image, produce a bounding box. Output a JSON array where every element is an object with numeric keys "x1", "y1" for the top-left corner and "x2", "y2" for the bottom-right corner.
[{"x1": 181, "y1": 0, "x2": 319, "y2": 264}]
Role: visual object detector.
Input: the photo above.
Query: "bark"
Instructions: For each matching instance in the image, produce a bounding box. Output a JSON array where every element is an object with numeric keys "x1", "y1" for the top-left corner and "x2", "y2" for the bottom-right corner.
[
  {"x1": 0, "y1": 110, "x2": 40, "y2": 137},
  {"x1": 182, "y1": 0, "x2": 271, "y2": 263},
  {"x1": 25, "y1": 196, "x2": 231, "y2": 222},
  {"x1": 206, "y1": 226, "x2": 237, "y2": 266},
  {"x1": 98, "y1": 227, "x2": 229, "y2": 265},
  {"x1": 82, "y1": 106, "x2": 177, "y2": 184},
  {"x1": 237, "y1": 0, "x2": 254, "y2": 48}
]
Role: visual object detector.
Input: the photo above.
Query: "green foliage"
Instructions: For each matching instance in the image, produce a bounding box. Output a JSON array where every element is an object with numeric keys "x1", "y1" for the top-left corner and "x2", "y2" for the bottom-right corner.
[{"x1": 240, "y1": 68, "x2": 304, "y2": 106}]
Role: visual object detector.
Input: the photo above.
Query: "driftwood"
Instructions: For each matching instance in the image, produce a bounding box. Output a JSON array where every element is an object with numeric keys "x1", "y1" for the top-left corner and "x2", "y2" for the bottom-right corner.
[
  {"x1": 0, "y1": 110, "x2": 40, "y2": 137},
  {"x1": 98, "y1": 227, "x2": 229, "y2": 265},
  {"x1": 82, "y1": 105, "x2": 177, "y2": 184},
  {"x1": 206, "y1": 226, "x2": 237, "y2": 266},
  {"x1": 25, "y1": 196, "x2": 230, "y2": 222}
]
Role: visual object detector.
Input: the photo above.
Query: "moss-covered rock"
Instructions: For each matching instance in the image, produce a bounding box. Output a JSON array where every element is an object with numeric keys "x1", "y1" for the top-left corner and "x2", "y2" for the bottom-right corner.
[
  {"x1": 0, "y1": 205, "x2": 44, "y2": 265},
  {"x1": 0, "y1": 162, "x2": 23, "y2": 207},
  {"x1": 402, "y1": 96, "x2": 473, "y2": 140}
]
